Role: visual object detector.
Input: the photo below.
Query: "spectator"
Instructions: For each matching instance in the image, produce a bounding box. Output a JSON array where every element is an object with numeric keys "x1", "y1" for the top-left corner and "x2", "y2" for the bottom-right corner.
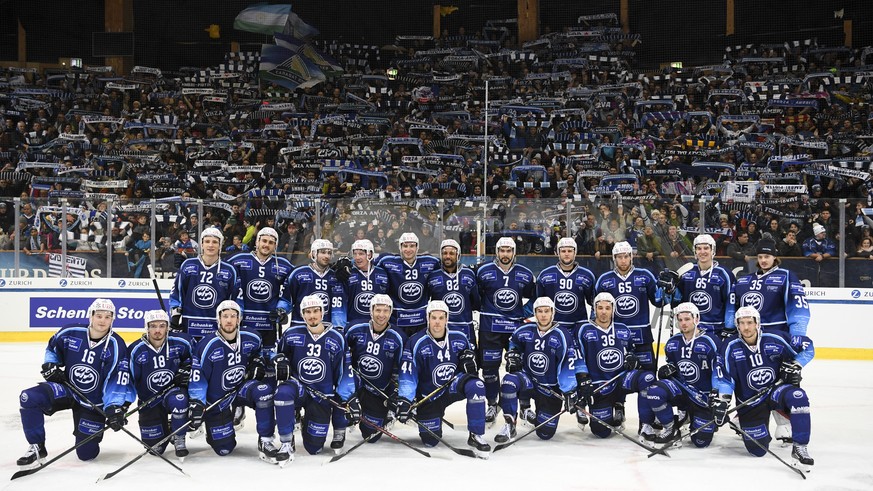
[
  {"x1": 224, "y1": 235, "x2": 250, "y2": 255},
  {"x1": 726, "y1": 231, "x2": 756, "y2": 262},
  {"x1": 803, "y1": 224, "x2": 836, "y2": 262},
  {"x1": 660, "y1": 225, "x2": 692, "y2": 270},
  {"x1": 777, "y1": 230, "x2": 803, "y2": 257},
  {"x1": 636, "y1": 225, "x2": 662, "y2": 265},
  {"x1": 173, "y1": 230, "x2": 199, "y2": 268},
  {"x1": 855, "y1": 237, "x2": 873, "y2": 259}
]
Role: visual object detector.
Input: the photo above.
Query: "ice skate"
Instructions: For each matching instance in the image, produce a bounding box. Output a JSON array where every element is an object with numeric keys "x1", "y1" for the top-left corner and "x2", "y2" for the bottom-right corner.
[
  {"x1": 258, "y1": 437, "x2": 280, "y2": 464},
  {"x1": 467, "y1": 432, "x2": 491, "y2": 459},
  {"x1": 277, "y1": 437, "x2": 295, "y2": 468},
  {"x1": 494, "y1": 416, "x2": 517, "y2": 444},
  {"x1": 330, "y1": 428, "x2": 346, "y2": 452},
  {"x1": 791, "y1": 443, "x2": 814, "y2": 472},
  {"x1": 16, "y1": 443, "x2": 47, "y2": 469}
]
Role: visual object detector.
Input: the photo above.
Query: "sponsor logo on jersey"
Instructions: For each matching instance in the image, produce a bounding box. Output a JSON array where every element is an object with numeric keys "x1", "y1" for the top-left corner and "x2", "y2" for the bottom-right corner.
[
  {"x1": 790, "y1": 405, "x2": 810, "y2": 414},
  {"x1": 246, "y1": 280, "x2": 272, "y2": 303},
  {"x1": 614, "y1": 295, "x2": 639, "y2": 317},
  {"x1": 554, "y1": 291, "x2": 578, "y2": 314},
  {"x1": 746, "y1": 367, "x2": 775, "y2": 390},
  {"x1": 527, "y1": 352, "x2": 549, "y2": 376},
  {"x1": 147, "y1": 369, "x2": 174, "y2": 393},
  {"x1": 597, "y1": 348, "x2": 623, "y2": 372},
  {"x1": 432, "y1": 362, "x2": 456, "y2": 386},
  {"x1": 358, "y1": 355, "x2": 383, "y2": 378},
  {"x1": 690, "y1": 291, "x2": 713, "y2": 314},
  {"x1": 399, "y1": 282, "x2": 423, "y2": 303},
  {"x1": 192, "y1": 285, "x2": 218, "y2": 309},
  {"x1": 298, "y1": 357, "x2": 326, "y2": 384},
  {"x1": 221, "y1": 366, "x2": 246, "y2": 391},
  {"x1": 354, "y1": 292, "x2": 374, "y2": 315},
  {"x1": 677, "y1": 360, "x2": 700, "y2": 384},
  {"x1": 443, "y1": 292, "x2": 464, "y2": 313},
  {"x1": 740, "y1": 291, "x2": 764, "y2": 311},
  {"x1": 493, "y1": 288, "x2": 519, "y2": 310},
  {"x1": 70, "y1": 364, "x2": 100, "y2": 393}
]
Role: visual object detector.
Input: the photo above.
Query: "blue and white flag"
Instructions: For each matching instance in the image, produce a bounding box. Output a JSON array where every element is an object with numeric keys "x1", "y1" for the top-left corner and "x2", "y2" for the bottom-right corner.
[{"x1": 259, "y1": 44, "x2": 326, "y2": 90}]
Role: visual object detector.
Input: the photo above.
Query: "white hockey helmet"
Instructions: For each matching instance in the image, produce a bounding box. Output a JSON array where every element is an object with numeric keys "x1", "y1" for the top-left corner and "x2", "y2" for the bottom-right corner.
[
  {"x1": 693, "y1": 234, "x2": 716, "y2": 250},
  {"x1": 593, "y1": 291, "x2": 616, "y2": 309},
  {"x1": 735, "y1": 305, "x2": 760, "y2": 326},
  {"x1": 310, "y1": 238, "x2": 334, "y2": 260},
  {"x1": 257, "y1": 226, "x2": 279, "y2": 243},
  {"x1": 215, "y1": 300, "x2": 242, "y2": 326},
  {"x1": 495, "y1": 236, "x2": 516, "y2": 252},
  {"x1": 556, "y1": 237, "x2": 577, "y2": 253},
  {"x1": 533, "y1": 296, "x2": 556, "y2": 311},
  {"x1": 674, "y1": 302, "x2": 700, "y2": 322},
  {"x1": 440, "y1": 239, "x2": 461, "y2": 253},
  {"x1": 299, "y1": 294, "x2": 325, "y2": 319},
  {"x1": 426, "y1": 299, "x2": 450, "y2": 317},
  {"x1": 369, "y1": 294, "x2": 393, "y2": 314},
  {"x1": 200, "y1": 226, "x2": 225, "y2": 249},
  {"x1": 351, "y1": 239, "x2": 375, "y2": 259},
  {"x1": 88, "y1": 298, "x2": 116, "y2": 318},
  {"x1": 144, "y1": 309, "x2": 169, "y2": 328},
  {"x1": 399, "y1": 232, "x2": 419, "y2": 247},
  {"x1": 612, "y1": 241, "x2": 633, "y2": 257}
]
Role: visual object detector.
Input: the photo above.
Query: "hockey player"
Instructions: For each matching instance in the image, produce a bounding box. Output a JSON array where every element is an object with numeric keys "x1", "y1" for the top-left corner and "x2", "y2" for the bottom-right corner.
[
  {"x1": 425, "y1": 239, "x2": 480, "y2": 345},
  {"x1": 535, "y1": 237, "x2": 596, "y2": 335},
  {"x1": 345, "y1": 294, "x2": 406, "y2": 441},
  {"x1": 169, "y1": 227, "x2": 240, "y2": 340},
  {"x1": 396, "y1": 300, "x2": 491, "y2": 456},
  {"x1": 188, "y1": 300, "x2": 289, "y2": 465},
  {"x1": 343, "y1": 239, "x2": 389, "y2": 328},
  {"x1": 639, "y1": 302, "x2": 724, "y2": 448},
  {"x1": 279, "y1": 238, "x2": 347, "y2": 330},
  {"x1": 273, "y1": 295, "x2": 360, "y2": 455},
  {"x1": 128, "y1": 310, "x2": 195, "y2": 459},
  {"x1": 476, "y1": 236, "x2": 536, "y2": 423},
  {"x1": 17, "y1": 299, "x2": 134, "y2": 467},
  {"x1": 574, "y1": 292, "x2": 657, "y2": 439},
  {"x1": 717, "y1": 306, "x2": 815, "y2": 471},
  {"x1": 671, "y1": 234, "x2": 736, "y2": 339},
  {"x1": 495, "y1": 297, "x2": 577, "y2": 443},
  {"x1": 376, "y1": 232, "x2": 440, "y2": 338}
]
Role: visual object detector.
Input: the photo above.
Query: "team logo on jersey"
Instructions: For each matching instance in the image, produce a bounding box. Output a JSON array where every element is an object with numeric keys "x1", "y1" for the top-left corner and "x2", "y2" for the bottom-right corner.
[
  {"x1": 614, "y1": 295, "x2": 639, "y2": 317},
  {"x1": 221, "y1": 366, "x2": 246, "y2": 391},
  {"x1": 399, "y1": 282, "x2": 423, "y2": 303},
  {"x1": 357, "y1": 355, "x2": 383, "y2": 378},
  {"x1": 746, "y1": 367, "x2": 775, "y2": 390},
  {"x1": 740, "y1": 292, "x2": 764, "y2": 311},
  {"x1": 527, "y1": 352, "x2": 549, "y2": 376},
  {"x1": 354, "y1": 292, "x2": 374, "y2": 315},
  {"x1": 298, "y1": 357, "x2": 326, "y2": 384},
  {"x1": 246, "y1": 280, "x2": 272, "y2": 303},
  {"x1": 192, "y1": 285, "x2": 218, "y2": 309},
  {"x1": 432, "y1": 362, "x2": 456, "y2": 386},
  {"x1": 493, "y1": 288, "x2": 519, "y2": 310},
  {"x1": 70, "y1": 364, "x2": 100, "y2": 393},
  {"x1": 690, "y1": 291, "x2": 713, "y2": 314},
  {"x1": 554, "y1": 291, "x2": 578, "y2": 314},
  {"x1": 315, "y1": 292, "x2": 330, "y2": 311},
  {"x1": 147, "y1": 369, "x2": 174, "y2": 392},
  {"x1": 597, "y1": 348, "x2": 623, "y2": 372},
  {"x1": 443, "y1": 292, "x2": 464, "y2": 313},
  {"x1": 677, "y1": 360, "x2": 700, "y2": 383}
]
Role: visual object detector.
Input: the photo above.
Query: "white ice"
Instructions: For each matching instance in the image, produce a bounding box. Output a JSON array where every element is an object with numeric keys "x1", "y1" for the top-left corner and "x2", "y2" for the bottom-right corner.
[{"x1": 0, "y1": 343, "x2": 870, "y2": 491}]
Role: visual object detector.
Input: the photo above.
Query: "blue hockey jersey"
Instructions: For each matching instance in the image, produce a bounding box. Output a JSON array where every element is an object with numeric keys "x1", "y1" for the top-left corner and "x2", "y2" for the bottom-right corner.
[
  {"x1": 425, "y1": 266, "x2": 480, "y2": 340},
  {"x1": 276, "y1": 324, "x2": 355, "y2": 401},
  {"x1": 673, "y1": 263, "x2": 736, "y2": 333},
  {"x1": 662, "y1": 331, "x2": 723, "y2": 398},
  {"x1": 509, "y1": 322, "x2": 576, "y2": 393},
  {"x1": 170, "y1": 258, "x2": 240, "y2": 338},
  {"x1": 574, "y1": 320, "x2": 635, "y2": 396},
  {"x1": 280, "y1": 265, "x2": 347, "y2": 330},
  {"x1": 732, "y1": 268, "x2": 810, "y2": 337},
  {"x1": 399, "y1": 330, "x2": 472, "y2": 401},
  {"x1": 344, "y1": 265, "x2": 390, "y2": 327},
  {"x1": 477, "y1": 262, "x2": 536, "y2": 333},
  {"x1": 189, "y1": 330, "x2": 263, "y2": 410},
  {"x1": 128, "y1": 332, "x2": 195, "y2": 408},
  {"x1": 594, "y1": 267, "x2": 660, "y2": 344},
  {"x1": 377, "y1": 254, "x2": 440, "y2": 328},
  {"x1": 345, "y1": 322, "x2": 406, "y2": 394},
  {"x1": 228, "y1": 253, "x2": 294, "y2": 335},
  {"x1": 536, "y1": 264, "x2": 596, "y2": 331}
]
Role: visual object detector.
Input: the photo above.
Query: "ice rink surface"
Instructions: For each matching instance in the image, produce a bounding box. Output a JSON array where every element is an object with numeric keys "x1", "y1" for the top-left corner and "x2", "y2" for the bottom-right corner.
[{"x1": 0, "y1": 342, "x2": 870, "y2": 491}]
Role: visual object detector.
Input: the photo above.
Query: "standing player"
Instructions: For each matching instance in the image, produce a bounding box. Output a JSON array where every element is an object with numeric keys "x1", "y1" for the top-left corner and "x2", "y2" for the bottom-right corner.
[
  {"x1": 280, "y1": 239, "x2": 347, "y2": 330},
  {"x1": 188, "y1": 300, "x2": 288, "y2": 466},
  {"x1": 344, "y1": 239, "x2": 389, "y2": 328},
  {"x1": 495, "y1": 297, "x2": 576, "y2": 443},
  {"x1": 273, "y1": 295, "x2": 360, "y2": 455},
  {"x1": 671, "y1": 234, "x2": 736, "y2": 338},
  {"x1": 639, "y1": 302, "x2": 724, "y2": 448},
  {"x1": 425, "y1": 239, "x2": 480, "y2": 345},
  {"x1": 574, "y1": 292, "x2": 657, "y2": 439},
  {"x1": 476, "y1": 237, "x2": 536, "y2": 423},
  {"x1": 717, "y1": 306, "x2": 815, "y2": 471},
  {"x1": 17, "y1": 299, "x2": 134, "y2": 467},
  {"x1": 128, "y1": 310, "x2": 195, "y2": 459},
  {"x1": 170, "y1": 227, "x2": 240, "y2": 340},
  {"x1": 376, "y1": 233, "x2": 440, "y2": 338},
  {"x1": 536, "y1": 237, "x2": 596, "y2": 334},
  {"x1": 345, "y1": 294, "x2": 406, "y2": 441},
  {"x1": 396, "y1": 300, "x2": 491, "y2": 456}
]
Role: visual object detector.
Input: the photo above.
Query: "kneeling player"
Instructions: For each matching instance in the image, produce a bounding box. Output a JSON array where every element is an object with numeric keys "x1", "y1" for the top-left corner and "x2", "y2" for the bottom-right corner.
[
  {"x1": 397, "y1": 300, "x2": 491, "y2": 456},
  {"x1": 574, "y1": 292, "x2": 656, "y2": 439},
  {"x1": 188, "y1": 300, "x2": 288, "y2": 465},
  {"x1": 496, "y1": 297, "x2": 576, "y2": 443},
  {"x1": 640, "y1": 302, "x2": 723, "y2": 448},
  {"x1": 718, "y1": 306, "x2": 815, "y2": 471}
]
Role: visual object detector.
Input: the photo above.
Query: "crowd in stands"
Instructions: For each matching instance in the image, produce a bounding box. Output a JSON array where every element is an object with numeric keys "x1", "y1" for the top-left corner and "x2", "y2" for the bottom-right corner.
[{"x1": 1, "y1": 12, "x2": 873, "y2": 277}]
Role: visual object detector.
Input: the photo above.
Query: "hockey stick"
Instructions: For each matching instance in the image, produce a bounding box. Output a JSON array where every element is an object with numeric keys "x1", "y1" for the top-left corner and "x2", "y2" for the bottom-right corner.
[
  {"x1": 328, "y1": 431, "x2": 382, "y2": 463},
  {"x1": 152, "y1": 277, "x2": 167, "y2": 311},
  {"x1": 11, "y1": 382, "x2": 179, "y2": 481},
  {"x1": 409, "y1": 376, "x2": 456, "y2": 410},
  {"x1": 288, "y1": 376, "x2": 431, "y2": 459},
  {"x1": 653, "y1": 303, "x2": 667, "y2": 369},
  {"x1": 97, "y1": 386, "x2": 239, "y2": 481},
  {"x1": 727, "y1": 421, "x2": 806, "y2": 480}
]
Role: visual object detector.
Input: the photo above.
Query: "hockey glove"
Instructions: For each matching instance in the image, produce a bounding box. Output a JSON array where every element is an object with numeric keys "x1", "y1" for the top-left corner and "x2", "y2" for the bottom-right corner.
[
  {"x1": 623, "y1": 351, "x2": 639, "y2": 371},
  {"x1": 346, "y1": 396, "x2": 362, "y2": 425},
  {"x1": 332, "y1": 257, "x2": 352, "y2": 284},
  {"x1": 563, "y1": 389, "x2": 579, "y2": 414},
  {"x1": 174, "y1": 361, "x2": 192, "y2": 388},
  {"x1": 458, "y1": 349, "x2": 478, "y2": 375},
  {"x1": 169, "y1": 307, "x2": 183, "y2": 332},
  {"x1": 246, "y1": 356, "x2": 267, "y2": 381},
  {"x1": 709, "y1": 391, "x2": 730, "y2": 427},
  {"x1": 188, "y1": 400, "x2": 205, "y2": 431},
  {"x1": 396, "y1": 398, "x2": 413, "y2": 424},
  {"x1": 274, "y1": 354, "x2": 290, "y2": 382},
  {"x1": 658, "y1": 269, "x2": 680, "y2": 294},
  {"x1": 779, "y1": 360, "x2": 803, "y2": 386},
  {"x1": 105, "y1": 405, "x2": 127, "y2": 432},
  {"x1": 657, "y1": 362, "x2": 678, "y2": 380},
  {"x1": 41, "y1": 362, "x2": 66, "y2": 383},
  {"x1": 576, "y1": 373, "x2": 594, "y2": 405},
  {"x1": 718, "y1": 329, "x2": 737, "y2": 342},
  {"x1": 269, "y1": 308, "x2": 288, "y2": 327},
  {"x1": 504, "y1": 349, "x2": 522, "y2": 373},
  {"x1": 384, "y1": 384, "x2": 399, "y2": 410}
]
